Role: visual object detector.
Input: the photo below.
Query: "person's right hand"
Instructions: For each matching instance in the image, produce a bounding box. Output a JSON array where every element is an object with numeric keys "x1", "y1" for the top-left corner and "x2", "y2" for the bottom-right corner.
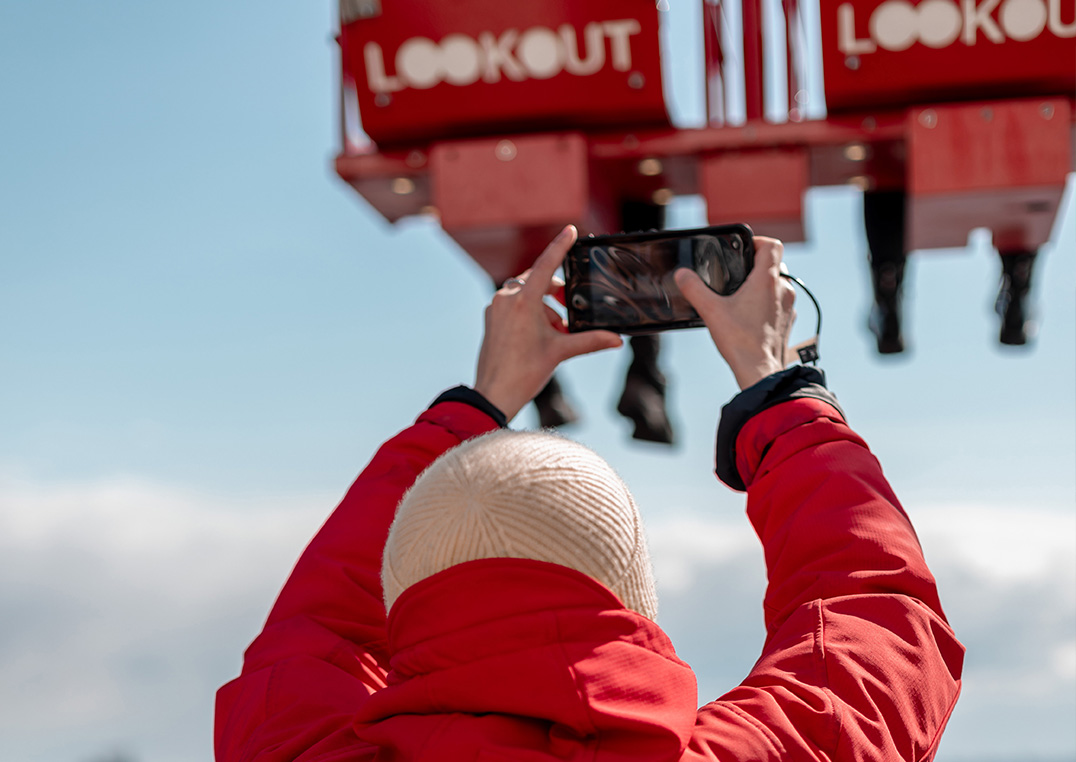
[
  {"x1": 674, "y1": 237, "x2": 796, "y2": 390},
  {"x1": 473, "y1": 226, "x2": 623, "y2": 421}
]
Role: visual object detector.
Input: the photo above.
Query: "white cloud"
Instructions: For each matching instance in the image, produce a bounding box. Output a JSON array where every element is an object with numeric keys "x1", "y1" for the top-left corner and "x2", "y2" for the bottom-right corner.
[
  {"x1": 0, "y1": 473, "x2": 332, "y2": 762},
  {"x1": 0, "y1": 478, "x2": 1072, "y2": 761},
  {"x1": 909, "y1": 502, "x2": 1076, "y2": 583},
  {"x1": 647, "y1": 514, "x2": 757, "y2": 594}
]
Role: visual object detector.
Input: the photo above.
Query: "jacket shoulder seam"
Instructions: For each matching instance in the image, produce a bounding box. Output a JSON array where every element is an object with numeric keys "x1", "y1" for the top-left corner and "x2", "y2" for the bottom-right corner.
[{"x1": 817, "y1": 599, "x2": 843, "y2": 757}]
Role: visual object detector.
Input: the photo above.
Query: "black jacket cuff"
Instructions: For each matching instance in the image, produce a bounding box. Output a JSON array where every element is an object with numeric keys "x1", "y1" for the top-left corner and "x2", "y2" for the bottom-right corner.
[
  {"x1": 716, "y1": 366, "x2": 844, "y2": 491},
  {"x1": 429, "y1": 386, "x2": 509, "y2": 429}
]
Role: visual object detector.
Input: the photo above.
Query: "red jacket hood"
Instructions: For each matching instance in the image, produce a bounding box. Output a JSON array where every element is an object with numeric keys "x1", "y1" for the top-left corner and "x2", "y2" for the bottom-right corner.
[{"x1": 352, "y1": 558, "x2": 699, "y2": 760}]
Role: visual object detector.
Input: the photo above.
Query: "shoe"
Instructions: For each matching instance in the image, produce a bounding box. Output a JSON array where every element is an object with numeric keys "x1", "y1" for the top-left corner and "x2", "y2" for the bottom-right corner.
[
  {"x1": 868, "y1": 301, "x2": 905, "y2": 354},
  {"x1": 533, "y1": 376, "x2": 579, "y2": 428},
  {"x1": 617, "y1": 361, "x2": 674, "y2": 445},
  {"x1": 995, "y1": 251, "x2": 1036, "y2": 347},
  {"x1": 867, "y1": 262, "x2": 905, "y2": 354},
  {"x1": 998, "y1": 308, "x2": 1028, "y2": 346}
]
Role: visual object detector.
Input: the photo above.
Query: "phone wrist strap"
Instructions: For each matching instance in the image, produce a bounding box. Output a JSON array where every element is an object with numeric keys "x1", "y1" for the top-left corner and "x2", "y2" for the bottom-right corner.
[{"x1": 780, "y1": 272, "x2": 823, "y2": 365}]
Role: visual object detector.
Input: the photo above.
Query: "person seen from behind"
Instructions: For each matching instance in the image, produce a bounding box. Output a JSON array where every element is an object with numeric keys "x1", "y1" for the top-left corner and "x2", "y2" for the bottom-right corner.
[{"x1": 215, "y1": 226, "x2": 964, "y2": 761}]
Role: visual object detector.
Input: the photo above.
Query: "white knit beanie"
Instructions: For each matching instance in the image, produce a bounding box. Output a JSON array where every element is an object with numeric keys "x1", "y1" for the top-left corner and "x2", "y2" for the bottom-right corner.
[{"x1": 382, "y1": 429, "x2": 658, "y2": 620}]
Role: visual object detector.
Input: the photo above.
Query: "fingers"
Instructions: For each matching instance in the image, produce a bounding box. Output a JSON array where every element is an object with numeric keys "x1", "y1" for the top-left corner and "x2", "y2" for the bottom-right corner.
[
  {"x1": 499, "y1": 275, "x2": 528, "y2": 293},
  {"x1": 753, "y1": 237, "x2": 784, "y2": 271},
  {"x1": 675, "y1": 236, "x2": 787, "y2": 311},
  {"x1": 674, "y1": 268, "x2": 720, "y2": 317},
  {"x1": 543, "y1": 302, "x2": 569, "y2": 333},
  {"x1": 523, "y1": 225, "x2": 577, "y2": 296},
  {"x1": 499, "y1": 226, "x2": 576, "y2": 299},
  {"x1": 552, "y1": 281, "x2": 566, "y2": 307},
  {"x1": 557, "y1": 329, "x2": 623, "y2": 360}
]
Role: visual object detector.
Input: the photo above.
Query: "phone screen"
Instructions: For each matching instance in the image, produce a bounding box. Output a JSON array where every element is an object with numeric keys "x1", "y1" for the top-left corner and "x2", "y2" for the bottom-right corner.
[{"x1": 564, "y1": 224, "x2": 754, "y2": 334}]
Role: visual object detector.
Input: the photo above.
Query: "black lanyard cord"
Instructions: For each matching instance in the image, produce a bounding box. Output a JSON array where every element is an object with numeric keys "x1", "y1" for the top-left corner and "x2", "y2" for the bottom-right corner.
[{"x1": 781, "y1": 271, "x2": 823, "y2": 364}]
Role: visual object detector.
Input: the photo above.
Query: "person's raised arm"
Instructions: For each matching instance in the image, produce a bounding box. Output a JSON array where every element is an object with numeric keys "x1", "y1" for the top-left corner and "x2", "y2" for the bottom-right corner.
[
  {"x1": 215, "y1": 226, "x2": 623, "y2": 762},
  {"x1": 676, "y1": 240, "x2": 963, "y2": 761}
]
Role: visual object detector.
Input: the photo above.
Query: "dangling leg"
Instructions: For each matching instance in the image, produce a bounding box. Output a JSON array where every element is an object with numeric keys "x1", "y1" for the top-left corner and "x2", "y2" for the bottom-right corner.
[
  {"x1": 533, "y1": 374, "x2": 580, "y2": 428},
  {"x1": 995, "y1": 248, "x2": 1038, "y2": 346},
  {"x1": 863, "y1": 189, "x2": 908, "y2": 355},
  {"x1": 617, "y1": 333, "x2": 674, "y2": 444},
  {"x1": 615, "y1": 199, "x2": 674, "y2": 444}
]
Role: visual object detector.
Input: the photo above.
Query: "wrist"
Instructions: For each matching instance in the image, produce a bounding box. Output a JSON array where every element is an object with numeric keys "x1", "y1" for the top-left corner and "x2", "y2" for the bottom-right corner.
[
  {"x1": 430, "y1": 386, "x2": 509, "y2": 428},
  {"x1": 716, "y1": 366, "x2": 841, "y2": 491},
  {"x1": 472, "y1": 382, "x2": 524, "y2": 423},
  {"x1": 731, "y1": 356, "x2": 786, "y2": 391}
]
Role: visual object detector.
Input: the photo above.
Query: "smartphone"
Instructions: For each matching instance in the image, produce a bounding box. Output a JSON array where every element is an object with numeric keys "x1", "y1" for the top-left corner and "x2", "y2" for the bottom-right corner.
[{"x1": 564, "y1": 223, "x2": 755, "y2": 334}]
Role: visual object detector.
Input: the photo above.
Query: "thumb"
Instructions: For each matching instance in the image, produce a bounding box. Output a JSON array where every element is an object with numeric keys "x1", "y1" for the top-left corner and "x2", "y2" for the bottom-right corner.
[
  {"x1": 558, "y1": 329, "x2": 623, "y2": 361},
  {"x1": 674, "y1": 268, "x2": 720, "y2": 313}
]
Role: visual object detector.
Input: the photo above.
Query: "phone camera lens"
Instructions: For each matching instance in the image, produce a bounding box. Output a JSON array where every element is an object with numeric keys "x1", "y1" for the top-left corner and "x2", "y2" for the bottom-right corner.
[{"x1": 571, "y1": 294, "x2": 588, "y2": 310}]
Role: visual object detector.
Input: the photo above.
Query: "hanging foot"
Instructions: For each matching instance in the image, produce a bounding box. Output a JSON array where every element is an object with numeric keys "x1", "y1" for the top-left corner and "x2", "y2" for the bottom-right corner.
[
  {"x1": 868, "y1": 261, "x2": 906, "y2": 355},
  {"x1": 995, "y1": 250, "x2": 1037, "y2": 346},
  {"x1": 616, "y1": 335, "x2": 673, "y2": 444},
  {"x1": 533, "y1": 375, "x2": 580, "y2": 428}
]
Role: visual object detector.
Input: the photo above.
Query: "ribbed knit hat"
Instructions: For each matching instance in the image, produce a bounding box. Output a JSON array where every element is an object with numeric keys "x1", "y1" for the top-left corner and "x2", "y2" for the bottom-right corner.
[{"x1": 382, "y1": 429, "x2": 658, "y2": 620}]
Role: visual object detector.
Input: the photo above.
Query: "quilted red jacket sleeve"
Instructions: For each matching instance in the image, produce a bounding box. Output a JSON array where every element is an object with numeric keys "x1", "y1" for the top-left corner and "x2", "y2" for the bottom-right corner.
[
  {"x1": 689, "y1": 392, "x2": 964, "y2": 761},
  {"x1": 214, "y1": 400, "x2": 502, "y2": 762}
]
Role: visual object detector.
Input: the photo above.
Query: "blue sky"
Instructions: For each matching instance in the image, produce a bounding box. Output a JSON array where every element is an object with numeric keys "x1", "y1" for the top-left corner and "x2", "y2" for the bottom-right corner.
[{"x1": 1, "y1": 2, "x2": 1073, "y2": 761}]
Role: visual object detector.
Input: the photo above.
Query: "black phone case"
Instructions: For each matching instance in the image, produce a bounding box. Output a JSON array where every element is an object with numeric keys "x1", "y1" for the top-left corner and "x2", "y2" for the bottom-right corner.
[{"x1": 564, "y1": 223, "x2": 755, "y2": 334}]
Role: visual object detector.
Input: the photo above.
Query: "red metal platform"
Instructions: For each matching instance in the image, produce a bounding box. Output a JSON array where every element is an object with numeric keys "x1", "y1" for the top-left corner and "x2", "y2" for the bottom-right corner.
[{"x1": 334, "y1": 0, "x2": 1075, "y2": 282}]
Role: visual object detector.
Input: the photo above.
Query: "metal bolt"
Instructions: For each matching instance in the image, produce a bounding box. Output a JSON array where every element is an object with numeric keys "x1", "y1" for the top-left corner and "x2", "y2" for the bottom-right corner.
[
  {"x1": 919, "y1": 109, "x2": 938, "y2": 129},
  {"x1": 844, "y1": 55, "x2": 861, "y2": 70},
  {"x1": 627, "y1": 72, "x2": 646, "y2": 89},
  {"x1": 637, "y1": 158, "x2": 663, "y2": 176},
  {"x1": 862, "y1": 116, "x2": 877, "y2": 131},
  {"x1": 848, "y1": 175, "x2": 873, "y2": 191},
  {"x1": 374, "y1": 92, "x2": 391, "y2": 108},
  {"x1": 340, "y1": 0, "x2": 382, "y2": 24},
  {"x1": 652, "y1": 188, "x2": 674, "y2": 205},
  {"x1": 1041, "y1": 103, "x2": 1055, "y2": 119},
  {"x1": 391, "y1": 177, "x2": 415, "y2": 195},
  {"x1": 405, "y1": 150, "x2": 426, "y2": 168},
  {"x1": 980, "y1": 107, "x2": 993, "y2": 122},
  {"x1": 844, "y1": 143, "x2": 869, "y2": 162},
  {"x1": 495, "y1": 140, "x2": 517, "y2": 161}
]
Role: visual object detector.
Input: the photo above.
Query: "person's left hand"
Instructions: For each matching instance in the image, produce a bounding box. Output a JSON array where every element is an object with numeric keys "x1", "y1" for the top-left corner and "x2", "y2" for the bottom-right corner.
[{"x1": 474, "y1": 225, "x2": 623, "y2": 421}]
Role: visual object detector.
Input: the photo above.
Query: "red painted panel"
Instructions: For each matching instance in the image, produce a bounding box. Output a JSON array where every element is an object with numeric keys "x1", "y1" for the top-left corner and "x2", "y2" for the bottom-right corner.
[
  {"x1": 430, "y1": 132, "x2": 589, "y2": 230},
  {"x1": 701, "y1": 148, "x2": 809, "y2": 241},
  {"x1": 820, "y1": 0, "x2": 1076, "y2": 112},
  {"x1": 906, "y1": 97, "x2": 1072, "y2": 249},
  {"x1": 340, "y1": 0, "x2": 669, "y2": 146},
  {"x1": 907, "y1": 186, "x2": 1066, "y2": 250},
  {"x1": 909, "y1": 98, "x2": 1072, "y2": 192}
]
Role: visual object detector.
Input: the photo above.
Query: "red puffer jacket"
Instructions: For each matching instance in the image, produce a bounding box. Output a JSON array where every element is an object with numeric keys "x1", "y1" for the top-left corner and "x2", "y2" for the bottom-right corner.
[{"x1": 215, "y1": 390, "x2": 963, "y2": 761}]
